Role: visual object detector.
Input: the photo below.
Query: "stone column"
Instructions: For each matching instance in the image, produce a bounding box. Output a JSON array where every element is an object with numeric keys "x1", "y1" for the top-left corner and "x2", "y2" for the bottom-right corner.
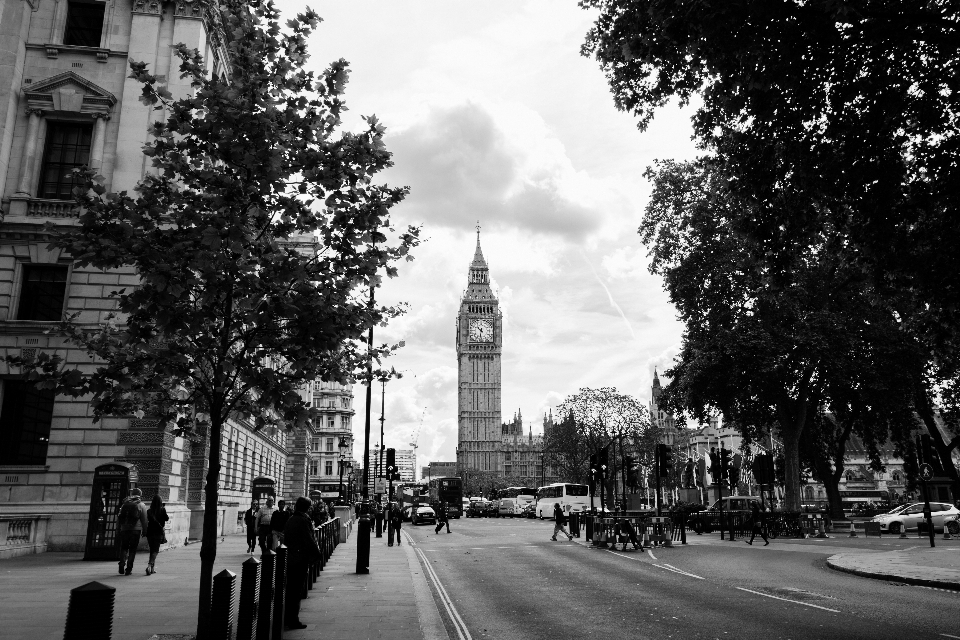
[
  {"x1": 15, "y1": 109, "x2": 44, "y2": 196},
  {"x1": 89, "y1": 113, "x2": 109, "y2": 171}
]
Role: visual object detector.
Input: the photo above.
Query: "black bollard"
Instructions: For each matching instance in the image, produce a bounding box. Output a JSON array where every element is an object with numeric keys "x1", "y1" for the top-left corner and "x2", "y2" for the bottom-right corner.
[
  {"x1": 257, "y1": 550, "x2": 275, "y2": 640},
  {"x1": 357, "y1": 510, "x2": 371, "y2": 574},
  {"x1": 210, "y1": 569, "x2": 237, "y2": 640},
  {"x1": 376, "y1": 509, "x2": 383, "y2": 538},
  {"x1": 237, "y1": 557, "x2": 261, "y2": 640},
  {"x1": 273, "y1": 544, "x2": 288, "y2": 640},
  {"x1": 64, "y1": 581, "x2": 115, "y2": 640}
]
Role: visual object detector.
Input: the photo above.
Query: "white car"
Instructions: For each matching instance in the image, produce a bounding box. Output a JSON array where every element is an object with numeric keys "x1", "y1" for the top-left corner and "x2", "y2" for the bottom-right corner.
[{"x1": 870, "y1": 502, "x2": 960, "y2": 534}]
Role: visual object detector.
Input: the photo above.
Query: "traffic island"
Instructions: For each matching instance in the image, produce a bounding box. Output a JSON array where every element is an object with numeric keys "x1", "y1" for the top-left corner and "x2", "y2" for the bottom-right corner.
[{"x1": 826, "y1": 548, "x2": 960, "y2": 591}]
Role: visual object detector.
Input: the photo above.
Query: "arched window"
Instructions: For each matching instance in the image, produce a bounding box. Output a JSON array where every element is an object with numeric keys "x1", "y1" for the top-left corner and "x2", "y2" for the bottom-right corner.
[{"x1": 804, "y1": 486, "x2": 815, "y2": 500}]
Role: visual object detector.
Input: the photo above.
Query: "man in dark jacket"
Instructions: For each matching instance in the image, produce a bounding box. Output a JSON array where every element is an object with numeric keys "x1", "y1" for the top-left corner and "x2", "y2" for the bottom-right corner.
[
  {"x1": 551, "y1": 503, "x2": 573, "y2": 541},
  {"x1": 388, "y1": 503, "x2": 402, "y2": 546},
  {"x1": 243, "y1": 500, "x2": 259, "y2": 553},
  {"x1": 283, "y1": 497, "x2": 322, "y2": 631},
  {"x1": 434, "y1": 502, "x2": 450, "y2": 534},
  {"x1": 271, "y1": 499, "x2": 291, "y2": 548},
  {"x1": 117, "y1": 487, "x2": 149, "y2": 575}
]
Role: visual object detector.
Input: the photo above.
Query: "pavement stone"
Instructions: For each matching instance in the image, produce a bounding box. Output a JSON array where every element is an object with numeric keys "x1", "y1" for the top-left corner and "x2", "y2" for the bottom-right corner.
[
  {"x1": 826, "y1": 545, "x2": 960, "y2": 590},
  {"x1": 0, "y1": 521, "x2": 446, "y2": 640}
]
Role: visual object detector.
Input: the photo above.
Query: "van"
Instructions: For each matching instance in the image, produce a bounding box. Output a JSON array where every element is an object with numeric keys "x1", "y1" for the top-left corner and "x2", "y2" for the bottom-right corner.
[{"x1": 498, "y1": 497, "x2": 521, "y2": 517}]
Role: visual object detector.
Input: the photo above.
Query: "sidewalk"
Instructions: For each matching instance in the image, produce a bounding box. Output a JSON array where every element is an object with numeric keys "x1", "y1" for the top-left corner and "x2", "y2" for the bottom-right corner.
[
  {"x1": 0, "y1": 523, "x2": 446, "y2": 640},
  {"x1": 826, "y1": 545, "x2": 960, "y2": 590}
]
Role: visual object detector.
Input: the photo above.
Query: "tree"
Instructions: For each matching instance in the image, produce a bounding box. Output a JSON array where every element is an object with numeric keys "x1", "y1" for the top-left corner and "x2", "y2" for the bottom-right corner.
[
  {"x1": 543, "y1": 410, "x2": 588, "y2": 484},
  {"x1": 11, "y1": 1, "x2": 418, "y2": 636},
  {"x1": 554, "y1": 388, "x2": 650, "y2": 506},
  {"x1": 641, "y1": 159, "x2": 922, "y2": 510},
  {"x1": 582, "y1": 0, "x2": 960, "y2": 496}
]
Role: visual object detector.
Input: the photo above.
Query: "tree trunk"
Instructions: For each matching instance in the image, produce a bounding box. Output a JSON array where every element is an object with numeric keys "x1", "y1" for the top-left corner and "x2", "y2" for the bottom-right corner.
[
  {"x1": 822, "y1": 476, "x2": 844, "y2": 520},
  {"x1": 195, "y1": 414, "x2": 223, "y2": 640}
]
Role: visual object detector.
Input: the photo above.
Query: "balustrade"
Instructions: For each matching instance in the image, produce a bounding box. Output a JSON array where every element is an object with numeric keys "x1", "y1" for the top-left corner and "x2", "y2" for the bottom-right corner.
[{"x1": 0, "y1": 514, "x2": 52, "y2": 559}]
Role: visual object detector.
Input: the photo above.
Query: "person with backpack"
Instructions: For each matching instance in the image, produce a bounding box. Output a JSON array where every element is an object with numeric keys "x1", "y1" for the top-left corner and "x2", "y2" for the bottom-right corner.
[
  {"x1": 746, "y1": 501, "x2": 769, "y2": 546},
  {"x1": 145, "y1": 494, "x2": 169, "y2": 575},
  {"x1": 243, "y1": 499, "x2": 260, "y2": 553},
  {"x1": 388, "y1": 503, "x2": 403, "y2": 546},
  {"x1": 434, "y1": 501, "x2": 451, "y2": 534},
  {"x1": 257, "y1": 497, "x2": 277, "y2": 553},
  {"x1": 551, "y1": 503, "x2": 573, "y2": 541},
  {"x1": 117, "y1": 487, "x2": 149, "y2": 575}
]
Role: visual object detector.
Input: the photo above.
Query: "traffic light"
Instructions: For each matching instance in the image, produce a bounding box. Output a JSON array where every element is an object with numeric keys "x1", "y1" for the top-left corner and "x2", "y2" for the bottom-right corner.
[
  {"x1": 719, "y1": 447, "x2": 732, "y2": 473},
  {"x1": 386, "y1": 448, "x2": 396, "y2": 474},
  {"x1": 589, "y1": 453, "x2": 598, "y2": 478},
  {"x1": 751, "y1": 453, "x2": 774, "y2": 486},
  {"x1": 597, "y1": 445, "x2": 609, "y2": 473},
  {"x1": 656, "y1": 444, "x2": 673, "y2": 477},
  {"x1": 709, "y1": 447, "x2": 720, "y2": 478},
  {"x1": 625, "y1": 455, "x2": 638, "y2": 487}
]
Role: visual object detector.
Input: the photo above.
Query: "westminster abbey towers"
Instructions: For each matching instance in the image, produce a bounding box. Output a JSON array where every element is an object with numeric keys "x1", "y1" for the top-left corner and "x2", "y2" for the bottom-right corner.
[{"x1": 456, "y1": 230, "x2": 503, "y2": 472}]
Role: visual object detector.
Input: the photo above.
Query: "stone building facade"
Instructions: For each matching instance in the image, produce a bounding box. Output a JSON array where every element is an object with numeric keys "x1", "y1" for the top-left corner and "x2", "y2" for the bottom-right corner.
[
  {"x1": 307, "y1": 380, "x2": 354, "y2": 505},
  {"x1": 0, "y1": 0, "x2": 316, "y2": 553}
]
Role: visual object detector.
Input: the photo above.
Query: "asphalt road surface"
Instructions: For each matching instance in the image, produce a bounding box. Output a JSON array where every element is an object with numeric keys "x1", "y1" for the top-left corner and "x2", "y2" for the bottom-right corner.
[{"x1": 404, "y1": 515, "x2": 960, "y2": 640}]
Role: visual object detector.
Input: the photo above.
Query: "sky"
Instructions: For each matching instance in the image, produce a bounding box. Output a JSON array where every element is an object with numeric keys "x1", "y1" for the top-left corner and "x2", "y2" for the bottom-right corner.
[{"x1": 276, "y1": 1, "x2": 700, "y2": 469}]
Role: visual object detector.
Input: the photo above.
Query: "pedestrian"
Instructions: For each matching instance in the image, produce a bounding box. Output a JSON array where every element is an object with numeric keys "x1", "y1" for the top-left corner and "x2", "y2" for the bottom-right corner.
[
  {"x1": 116, "y1": 487, "x2": 149, "y2": 575},
  {"x1": 243, "y1": 500, "x2": 260, "y2": 553},
  {"x1": 388, "y1": 503, "x2": 403, "y2": 546},
  {"x1": 618, "y1": 518, "x2": 641, "y2": 550},
  {"x1": 144, "y1": 494, "x2": 169, "y2": 575},
  {"x1": 746, "y1": 501, "x2": 769, "y2": 546},
  {"x1": 434, "y1": 501, "x2": 451, "y2": 534},
  {"x1": 282, "y1": 497, "x2": 322, "y2": 631},
  {"x1": 551, "y1": 503, "x2": 573, "y2": 541},
  {"x1": 257, "y1": 497, "x2": 277, "y2": 553},
  {"x1": 271, "y1": 499, "x2": 291, "y2": 549}
]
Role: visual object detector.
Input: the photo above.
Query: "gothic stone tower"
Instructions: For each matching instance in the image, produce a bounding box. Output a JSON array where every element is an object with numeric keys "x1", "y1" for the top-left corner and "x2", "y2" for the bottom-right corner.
[{"x1": 456, "y1": 229, "x2": 503, "y2": 473}]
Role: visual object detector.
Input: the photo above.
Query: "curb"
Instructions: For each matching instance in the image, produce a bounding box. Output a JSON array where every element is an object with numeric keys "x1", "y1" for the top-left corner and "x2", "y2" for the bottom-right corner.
[{"x1": 826, "y1": 555, "x2": 960, "y2": 591}]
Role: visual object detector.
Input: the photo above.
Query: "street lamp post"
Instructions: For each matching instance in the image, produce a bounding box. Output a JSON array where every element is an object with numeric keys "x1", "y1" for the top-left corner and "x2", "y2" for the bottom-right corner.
[{"x1": 337, "y1": 436, "x2": 348, "y2": 505}]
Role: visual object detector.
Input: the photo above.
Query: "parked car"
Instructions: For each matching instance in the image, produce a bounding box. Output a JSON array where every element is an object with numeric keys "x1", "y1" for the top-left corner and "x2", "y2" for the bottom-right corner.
[
  {"x1": 869, "y1": 502, "x2": 960, "y2": 534},
  {"x1": 411, "y1": 505, "x2": 437, "y2": 526},
  {"x1": 945, "y1": 513, "x2": 960, "y2": 536}
]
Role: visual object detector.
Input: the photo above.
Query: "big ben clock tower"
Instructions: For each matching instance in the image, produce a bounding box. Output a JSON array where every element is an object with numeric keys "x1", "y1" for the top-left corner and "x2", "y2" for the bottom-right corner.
[{"x1": 456, "y1": 226, "x2": 503, "y2": 474}]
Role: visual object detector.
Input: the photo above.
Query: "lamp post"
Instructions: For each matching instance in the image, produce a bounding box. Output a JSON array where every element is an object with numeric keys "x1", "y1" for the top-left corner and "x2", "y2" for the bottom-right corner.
[
  {"x1": 347, "y1": 469, "x2": 355, "y2": 504},
  {"x1": 337, "y1": 436, "x2": 348, "y2": 505}
]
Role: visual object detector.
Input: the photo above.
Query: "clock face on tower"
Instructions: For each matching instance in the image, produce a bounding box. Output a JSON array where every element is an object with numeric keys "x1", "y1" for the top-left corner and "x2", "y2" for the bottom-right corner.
[{"x1": 468, "y1": 318, "x2": 493, "y2": 343}]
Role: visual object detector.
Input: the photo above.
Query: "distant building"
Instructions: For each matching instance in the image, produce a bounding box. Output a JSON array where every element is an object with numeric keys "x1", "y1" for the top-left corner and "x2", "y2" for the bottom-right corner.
[
  {"x1": 307, "y1": 381, "x2": 355, "y2": 504},
  {"x1": 423, "y1": 462, "x2": 457, "y2": 480}
]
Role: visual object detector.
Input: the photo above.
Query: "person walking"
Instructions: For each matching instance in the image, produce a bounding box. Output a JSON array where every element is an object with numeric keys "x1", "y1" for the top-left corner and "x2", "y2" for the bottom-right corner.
[
  {"x1": 271, "y1": 499, "x2": 291, "y2": 549},
  {"x1": 617, "y1": 518, "x2": 641, "y2": 550},
  {"x1": 257, "y1": 497, "x2": 277, "y2": 553},
  {"x1": 746, "y1": 501, "x2": 769, "y2": 546},
  {"x1": 434, "y1": 502, "x2": 451, "y2": 534},
  {"x1": 144, "y1": 494, "x2": 169, "y2": 575},
  {"x1": 282, "y1": 497, "x2": 322, "y2": 631},
  {"x1": 243, "y1": 500, "x2": 260, "y2": 553},
  {"x1": 116, "y1": 487, "x2": 149, "y2": 575},
  {"x1": 388, "y1": 503, "x2": 403, "y2": 546},
  {"x1": 551, "y1": 503, "x2": 573, "y2": 541}
]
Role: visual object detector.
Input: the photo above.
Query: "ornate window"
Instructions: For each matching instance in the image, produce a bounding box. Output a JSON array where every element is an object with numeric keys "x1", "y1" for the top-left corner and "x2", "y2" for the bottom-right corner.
[
  {"x1": 17, "y1": 265, "x2": 68, "y2": 321},
  {"x1": 38, "y1": 122, "x2": 92, "y2": 199},
  {"x1": 324, "y1": 460, "x2": 333, "y2": 475},
  {"x1": 64, "y1": 1, "x2": 106, "y2": 47},
  {"x1": 0, "y1": 380, "x2": 56, "y2": 465}
]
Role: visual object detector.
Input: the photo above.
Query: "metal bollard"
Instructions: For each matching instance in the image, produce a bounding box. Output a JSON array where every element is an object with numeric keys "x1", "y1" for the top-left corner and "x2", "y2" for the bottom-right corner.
[
  {"x1": 210, "y1": 569, "x2": 237, "y2": 640},
  {"x1": 257, "y1": 550, "x2": 275, "y2": 640},
  {"x1": 64, "y1": 581, "x2": 115, "y2": 640},
  {"x1": 237, "y1": 557, "x2": 261, "y2": 640},
  {"x1": 681, "y1": 514, "x2": 687, "y2": 544},
  {"x1": 273, "y1": 544, "x2": 288, "y2": 640}
]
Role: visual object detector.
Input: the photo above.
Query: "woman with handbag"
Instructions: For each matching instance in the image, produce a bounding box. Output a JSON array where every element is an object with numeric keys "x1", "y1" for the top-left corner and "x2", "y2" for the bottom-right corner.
[{"x1": 145, "y1": 494, "x2": 169, "y2": 575}]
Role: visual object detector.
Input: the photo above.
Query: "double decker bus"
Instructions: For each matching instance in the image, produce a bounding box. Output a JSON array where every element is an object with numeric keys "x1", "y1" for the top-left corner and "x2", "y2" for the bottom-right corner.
[
  {"x1": 535, "y1": 483, "x2": 591, "y2": 519},
  {"x1": 428, "y1": 476, "x2": 464, "y2": 519},
  {"x1": 397, "y1": 482, "x2": 428, "y2": 521}
]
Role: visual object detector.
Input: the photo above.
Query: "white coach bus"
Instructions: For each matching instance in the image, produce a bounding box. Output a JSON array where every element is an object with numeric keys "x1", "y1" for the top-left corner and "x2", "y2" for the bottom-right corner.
[{"x1": 535, "y1": 483, "x2": 591, "y2": 519}]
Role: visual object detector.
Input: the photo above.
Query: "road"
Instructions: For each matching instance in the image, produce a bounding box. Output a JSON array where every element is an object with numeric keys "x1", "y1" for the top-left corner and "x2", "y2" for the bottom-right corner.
[{"x1": 404, "y1": 515, "x2": 960, "y2": 640}]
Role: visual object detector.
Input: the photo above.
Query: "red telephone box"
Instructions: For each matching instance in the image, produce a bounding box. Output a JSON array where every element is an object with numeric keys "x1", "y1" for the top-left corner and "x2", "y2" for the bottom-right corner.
[{"x1": 83, "y1": 462, "x2": 138, "y2": 561}]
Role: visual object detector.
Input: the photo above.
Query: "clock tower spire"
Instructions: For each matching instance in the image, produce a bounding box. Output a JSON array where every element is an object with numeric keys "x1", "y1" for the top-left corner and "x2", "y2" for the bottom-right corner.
[{"x1": 456, "y1": 226, "x2": 503, "y2": 475}]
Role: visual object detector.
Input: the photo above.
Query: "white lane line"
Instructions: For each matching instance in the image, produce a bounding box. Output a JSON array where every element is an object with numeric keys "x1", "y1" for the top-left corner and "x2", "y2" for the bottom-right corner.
[
  {"x1": 416, "y1": 546, "x2": 473, "y2": 640},
  {"x1": 659, "y1": 563, "x2": 705, "y2": 580},
  {"x1": 940, "y1": 634, "x2": 960, "y2": 639},
  {"x1": 736, "y1": 587, "x2": 840, "y2": 613},
  {"x1": 646, "y1": 548, "x2": 658, "y2": 561}
]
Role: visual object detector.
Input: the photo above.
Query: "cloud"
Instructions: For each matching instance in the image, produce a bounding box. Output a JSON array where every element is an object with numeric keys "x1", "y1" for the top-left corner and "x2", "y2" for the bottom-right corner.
[{"x1": 385, "y1": 102, "x2": 603, "y2": 239}]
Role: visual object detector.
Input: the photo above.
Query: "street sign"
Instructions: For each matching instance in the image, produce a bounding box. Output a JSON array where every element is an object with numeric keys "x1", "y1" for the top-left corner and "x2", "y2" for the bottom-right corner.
[
  {"x1": 919, "y1": 463, "x2": 934, "y2": 482},
  {"x1": 375, "y1": 478, "x2": 386, "y2": 494}
]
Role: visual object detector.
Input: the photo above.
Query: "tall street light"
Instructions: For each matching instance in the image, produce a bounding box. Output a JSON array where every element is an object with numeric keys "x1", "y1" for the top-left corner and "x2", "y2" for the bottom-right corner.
[{"x1": 337, "y1": 435, "x2": 349, "y2": 505}]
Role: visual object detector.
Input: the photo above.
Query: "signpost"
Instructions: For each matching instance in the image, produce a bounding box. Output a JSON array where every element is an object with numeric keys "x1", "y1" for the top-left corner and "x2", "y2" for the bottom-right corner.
[{"x1": 918, "y1": 463, "x2": 936, "y2": 548}]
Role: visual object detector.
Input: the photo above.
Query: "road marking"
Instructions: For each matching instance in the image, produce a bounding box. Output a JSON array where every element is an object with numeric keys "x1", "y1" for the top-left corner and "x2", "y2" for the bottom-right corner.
[
  {"x1": 416, "y1": 546, "x2": 473, "y2": 640},
  {"x1": 736, "y1": 587, "x2": 840, "y2": 613},
  {"x1": 659, "y1": 563, "x2": 705, "y2": 579},
  {"x1": 646, "y1": 548, "x2": 657, "y2": 561},
  {"x1": 940, "y1": 634, "x2": 960, "y2": 639}
]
